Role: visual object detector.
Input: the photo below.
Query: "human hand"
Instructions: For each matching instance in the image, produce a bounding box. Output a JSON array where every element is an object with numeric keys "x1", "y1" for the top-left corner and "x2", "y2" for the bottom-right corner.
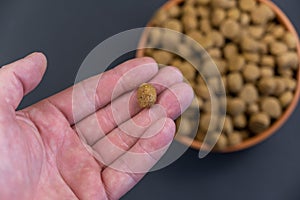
[{"x1": 0, "y1": 53, "x2": 193, "y2": 200}]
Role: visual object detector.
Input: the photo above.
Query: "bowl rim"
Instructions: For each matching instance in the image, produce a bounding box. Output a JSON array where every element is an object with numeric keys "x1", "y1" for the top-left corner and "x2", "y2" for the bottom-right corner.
[{"x1": 136, "y1": 0, "x2": 300, "y2": 153}]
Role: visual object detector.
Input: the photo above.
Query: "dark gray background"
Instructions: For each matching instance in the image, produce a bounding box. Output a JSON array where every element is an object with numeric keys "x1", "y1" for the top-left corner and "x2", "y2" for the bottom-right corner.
[{"x1": 0, "y1": 0, "x2": 299, "y2": 199}]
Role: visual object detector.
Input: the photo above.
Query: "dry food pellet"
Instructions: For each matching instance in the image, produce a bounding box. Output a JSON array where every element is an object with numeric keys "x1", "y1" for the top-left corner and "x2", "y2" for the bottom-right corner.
[
  {"x1": 196, "y1": 6, "x2": 210, "y2": 18},
  {"x1": 182, "y1": 4, "x2": 197, "y2": 16},
  {"x1": 152, "y1": 50, "x2": 173, "y2": 64},
  {"x1": 221, "y1": 19, "x2": 240, "y2": 39},
  {"x1": 137, "y1": 83, "x2": 157, "y2": 108},
  {"x1": 269, "y1": 24, "x2": 285, "y2": 39},
  {"x1": 260, "y1": 67, "x2": 274, "y2": 78},
  {"x1": 202, "y1": 100, "x2": 212, "y2": 113},
  {"x1": 239, "y1": 84, "x2": 259, "y2": 104},
  {"x1": 258, "y1": 77, "x2": 276, "y2": 95},
  {"x1": 233, "y1": 114, "x2": 247, "y2": 129},
  {"x1": 249, "y1": 112, "x2": 271, "y2": 134},
  {"x1": 283, "y1": 78, "x2": 297, "y2": 91},
  {"x1": 261, "y1": 97, "x2": 282, "y2": 119},
  {"x1": 228, "y1": 55, "x2": 245, "y2": 71},
  {"x1": 247, "y1": 103, "x2": 259, "y2": 115},
  {"x1": 211, "y1": 30, "x2": 225, "y2": 47},
  {"x1": 211, "y1": 0, "x2": 236, "y2": 9},
  {"x1": 274, "y1": 77, "x2": 286, "y2": 96},
  {"x1": 196, "y1": 0, "x2": 210, "y2": 5},
  {"x1": 211, "y1": 8, "x2": 226, "y2": 27},
  {"x1": 171, "y1": 58, "x2": 182, "y2": 68},
  {"x1": 228, "y1": 131, "x2": 243, "y2": 146},
  {"x1": 261, "y1": 55, "x2": 275, "y2": 67},
  {"x1": 228, "y1": 8, "x2": 240, "y2": 20},
  {"x1": 215, "y1": 133, "x2": 228, "y2": 149},
  {"x1": 262, "y1": 34, "x2": 275, "y2": 45},
  {"x1": 227, "y1": 72, "x2": 243, "y2": 93},
  {"x1": 270, "y1": 42, "x2": 288, "y2": 56},
  {"x1": 227, "y1": 98, "x2": 246, "y2": 116},
  {"x1": 240, "y1": 13, "x2": 250, "y2": 26},
  {"x1": 200, "y1": 113, "x2": 211, "y2": 132},
  {"x1": 239, "y1": 0, "x2": 256, "y2": 11},
  {"x1": 182, "y1": 15, "x2": 198, "y2": 32},
  {"x1": 248, "y1": 26, "x2": 265, "y2": 39},
  {"x1": 223, "y1": 116, "x2": 233, "y2": 134},
  {"x1": 277, "y1": 52, "x2": 299, "y2": 70},
  {"x1": 251, "y1": 4, "x2": 275, "y2": 25},
  {"x1": 224, "y1": 43, "x2": 238, "y2": 59},
  {"x1": 243, "y1": 52, "x2": 260, "y2": 63},
  {"x1": 283, "y1": 32, "x2": 297, "y2": 50},
  {"x1": 163, "y1": 19, "x2": 183, "y2": 32},
  {"x1": 278, "y1": 68, "x2": 294, "y2": 77},
  {"x1": 177, "y1": 117, "x2": 193, "y2": 135},
  {"x1": 214, "y1": 59, "x2": 228, "y2": 75},
  {"x1": 208, "y1": 48, "x2": 222, "y2": 59},
  {"x1": 279, "y1": 91, "x2": 294, "y2": 108},
  {"x1": 195, "y1": 85, "x2": 210, "y2": 100},
  {"x1": 152, "y1": 10, "x2": 168, "y2": 25},
  {"x1": 187, "y1": 30, "x2": 203, "y2": 44},
  {"x1": 200, "y1": 19, "x2": 212, "y2": 33},
  {"x1": 177, "y1": 61, "x2": 196, "y2": 81},
  {"x1": 168, "y1": 5, "x2": 181, "y2": 18},
  {"x1": 243, "y1": 64, "x2": 260, "y2": 82},
  {"x1": 240, "y1": 36, "x2": 261, "y2": 52}
]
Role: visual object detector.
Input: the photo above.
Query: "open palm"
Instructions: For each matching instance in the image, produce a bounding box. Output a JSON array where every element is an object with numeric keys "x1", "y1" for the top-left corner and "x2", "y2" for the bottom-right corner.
[{"x1": 0, "y1": 53, "x2": 193, "y2": 200}]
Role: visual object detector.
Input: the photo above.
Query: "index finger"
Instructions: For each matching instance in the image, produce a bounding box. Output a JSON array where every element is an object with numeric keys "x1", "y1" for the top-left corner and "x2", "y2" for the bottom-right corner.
[{"x1": 27, "y1": 57, "x2": 158, "y2": 124}]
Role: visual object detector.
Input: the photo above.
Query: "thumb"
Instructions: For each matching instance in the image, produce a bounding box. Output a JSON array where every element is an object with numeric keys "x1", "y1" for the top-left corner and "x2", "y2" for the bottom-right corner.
[{"x1": 0, "y1": 52, "x2": 47, "y2": 109}]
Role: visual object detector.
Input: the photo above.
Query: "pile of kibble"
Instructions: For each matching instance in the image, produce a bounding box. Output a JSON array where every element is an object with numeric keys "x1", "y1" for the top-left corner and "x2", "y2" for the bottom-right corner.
[{"x1": 143, "y1": 0, "x2": 299, "y2": 150}]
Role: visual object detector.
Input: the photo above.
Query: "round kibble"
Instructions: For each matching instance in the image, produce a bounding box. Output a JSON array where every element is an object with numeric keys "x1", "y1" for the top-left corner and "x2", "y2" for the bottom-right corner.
[
  {"x1": 224, "y1": 43, "x2": 238, "y2": 60},
  {"x1": 228, "y1": 8, "x2": 240, "y2": 20},
  {"x1": 251, "y1": 4, "x2": 275, "y2": 25},
  {"x1": 283, "y1": 32, "x2": 297, "y2": 50},
  {"x1": 239, "y1": 84, "x2": 259, "y2": 104},
  {"x1": 270, "y1": 42, "x2": 288, "y2": 56},
  {"x1": 228, "y1": 131, "x2": 243, "y2": 146},
  {"x1": 182, "y1": 15, "x2": 198, "y2": 32},
  {"x1": 249, "y1": 112, "x2": 271, "y2": 134},
  {"x1": 243, "y1": 64, "x2": 260, "y2": 82},
  {"x1": 137, "y1": 83, "x2": 157, "y2": 108},
  {"x1": 211, "y1": 0, "x2": 236, "y2": 9},
  {"x1": 168, "y1": 5, "x2": 181, "y2": 17},
  {"x1": 227, "y1": 98, "x2": 246, "y2": 116},
  {"x1": 247, "y1": 103, "x2": 259, "y2": 115},
  {"x1": 258, "y1": 77, "x2": 276, "y2": 95},
  {"x1": 260, "y1": 67, "x2": 274, "y2": 78},
  {"x1": 243, "y1": 52, "x2": 260, "y2": 63},
  {"x1": 239, "y1": 0, "x2": 256, "y2": 11},
  {"x1": 227, "y1": 72, "x2": 243, "y2": 93},
  {"x1": 274, "y1": 77, "x2": 286, "y2": 96},
  {"x1": 211, "y1": 30, "x2": 225, "y2": 47},
  {"x1": 233, "y1": 114, "x2": 247, "y2": 129},
  {"x1": 152, "y1": 50, "x2": 173, "y2": 64},
  {"x1": 261, "y1": 97, "x2": 282, "y2": 119},
  {"x1": 212, "y1": 8, "x2": 226, "y2": 27},
  {"x1": 196, "y1": 6, "x2": 210, "y2": 18},
  {"x1": 228, "y1": 55, "x2": 245, "y2": 71},
  {"x1": 277, "y1": 52, "x2": 299, "y2": 70},
  {"x1": 279, "y1": 91, "x2": 293, "y2": 108},
  {"x1": 221, "y1": 19, "x2": 240, "y2": 39},
  {"x1": 223, "y1": 116, "x2": 233, "y2": 134},
  {"x1": 261, "y1": 55, "x2": 275, "y2": 67}
]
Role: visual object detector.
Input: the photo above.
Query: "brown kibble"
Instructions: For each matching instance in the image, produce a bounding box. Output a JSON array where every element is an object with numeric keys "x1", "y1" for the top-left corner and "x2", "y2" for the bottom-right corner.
[
  {"x1": 214, "y1": 59, "x2": 227, "y2": 75},
  {"x1": 211, "y1": 8, "x2": 226, "y2": 27},
  {"x1": 196, "y1": 6, "x2": 210, "y2": 18},
  {"x1": 233, "y1": 114, "x2": 247, "y2": 129},
  {"x1": 260, "y1": 67, "x2": 274, "y2": 78},
  {"x1": 251, "y1": 4, "x2": 275, "y2": 25},
  {"x1": 200, "y1": 114, "x2": 218, "y2": 132},
  {"x1": 221, "y1": 19, "x2": 240, "y2": 39},
  {"x1": 228, "y1": 55, "x2": 245, "y2": 71},
  {"x1": 152, "y1": 50, "x2": 173, "y2": 64},
  {"x1": 176, "y1": 117, "x2": 193, "y2": 136},
  {"x1": 196, "y1": 0, "x2": 210, "y2": 5},
  {"x1": 152, "y1": 10, "x2": 168, "y2": 25},
  {"x1": 243, "y1": 64, "x2": 261, "y2": 82},
  {"x1": 249, "y1": 112, "x2": 271, "y2": 134},
  {"x1": 274, "y1": 77, "x2": 286, "y2": 96},
  {"x1": 227, "y1": 72, "x2": 243, "y2": 93},
  {"x1": 277, "y1": 52, "x2": 299, "y2": 70},
  {"x1": 239, "y1": 0, "x2": 256, "y2": 11},
  {"x1": 182, "y1": 15, "x2": 198, "y2": 32},
  {"x1": 262, "y1": 34, "x2": 275, "y2": 45},
  {"x1": 199, "y1": 19, "x2": 211, "y2": 34},
  {"x1": 195, "y1": 85, "x2": 210, "y2": 100},
  {"x1": 168, "y1": 5, "x2": 181, "y2": 18},
  {"x1": 283, "y1": 32, "x2": 297, "y2": 50},
  {"x1": 283, "y1": 78, "x2": 297, "y2": 91},
  {"x1": 223, "y1": 116, "x2": 233, "y2": 134},
  {"x1": 243, "y1": 52, "x2": 260, "y2": 63},
  {"x1": 227, "y1": 98, "x2": 246, "y2": 116},
  {"x1": 211, "y1": 31, "x2": 225, "y2": 47},
  {"x1": 261, "y1": 55, "x2": 275, "y2": 67},
  {"x1": 215, "y1": 133, "x2": 228, "y2": 149},
  {"x1": 187, "y1": 30, "x2": 203, "y2": 44},
  {"x1": 163, "y1": 19, "x2": 183, "y2": 32},
  {"x1": 248, "y1": 26, "x2": 265, "y2": 39},
  {"x1": 279, "y1": 91, "x2": 293, "y2": 108},
  {"x1": 182, "y1": 4, "x2": 197, "y2": 17},
  {"x1": 240, "y1": 13, "x2": 250, "y2": 26},
  {"x1": 171, "y1": 58, "x2": 182, "y2": 68},
  {"x1": 240, "y1": 36, "x2": 262, "y2": 52},
  {"x1": 228, "y1": 8, "x2": 240, "y2": 20},
  {"x1": 278, "y1": 68, "x2": 294, "y2": 78},
  {"x1": 261, "y1": 97, "x2": 282, "y2": 119},
  {"x1": 202, "y1": 100, "x2": 212, "y2": 113},
  {"x1": 258, "y1": 77, "x2": 276, "y2": 95},
  {"x1": 208, "y1": 48, "x2": 222, "y2": 59},
  {"x1": 270, "y1": 42, "x2": 288, "y2": 56},
  {"x1": 247, "y1": 103, "x2": 259, "y2": 115},
  {"x1": 211, "y1": 0, "x2": 236, "y2": 9},
  {"x1": 137, "y1": 83, "x2": 157, "y2": 108},
  {"x1": 224, "y1": 43, "x2": 238, "y2": 60},
  {"x1": 239, "y1": 84, "x2": 259, "y2": 104},
  {"x1": 228, "y1": 132, "x2": 243, "y2": 146},
  {"x1": 177, "y1": 61, "x2": 196, "y2": 81},
  {"x1": 269, "y1": 24, "x2": 285, "y2": 39}
]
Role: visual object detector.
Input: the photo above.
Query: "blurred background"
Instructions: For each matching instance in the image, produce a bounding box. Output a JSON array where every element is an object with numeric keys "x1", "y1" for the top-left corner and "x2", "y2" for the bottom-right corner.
[{"x1": 0, "y1": 0, "x2": 299, "y2": 199}]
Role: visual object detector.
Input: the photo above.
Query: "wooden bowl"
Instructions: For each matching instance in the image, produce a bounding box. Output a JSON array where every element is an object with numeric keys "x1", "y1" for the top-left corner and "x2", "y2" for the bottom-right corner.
[{"x1": 137, "y1": 0, "x2": 300, "y2": 153}]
